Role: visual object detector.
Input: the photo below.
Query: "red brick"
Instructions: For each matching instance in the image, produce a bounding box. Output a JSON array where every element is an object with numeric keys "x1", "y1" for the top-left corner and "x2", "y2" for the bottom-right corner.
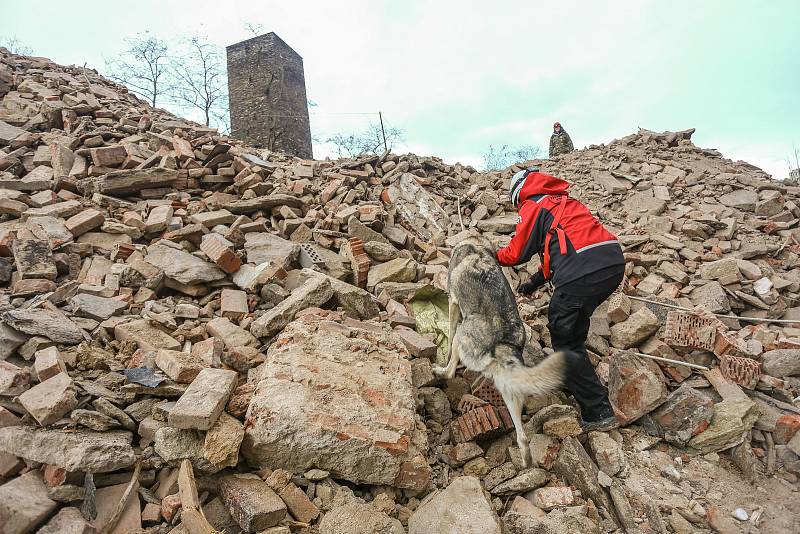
[
  {"x1": 320, "y1": 178, "x2": 343, "y2": 204},
  {"x1": 0, "y1": 407, "x2": 22, "y2": 427},
  {"x1": 34, "y1": 346, "x2": 67, "y2": 382},
  {"x1": 172, "y1": 136, "x2": 194, "y2": 160},
  {"x1": 719, "y1": 354, "x2": 760, "y2": 389},
  {"x1": 90, "y1": 145, "x2": 127, "y2": 167},
  {"x1": 65, "y1": 208, "x2": 105, "y2": 237},
  {"x1": 227, "y1": 383, "x2": 255, "y2": 419},
  {"x1": 452, "y1": 404, "x2": 513, "y2": 443},
  {"x1": 0, "y1": 230, "x2": 15, "y2": 257},
  {"x1": 161, "y1": 494, "x2": 181, "y2": 522},
  {"x1": 531, "y1": 486, "x2": 574, "y2": 510},
  {"x1": 42, "y1": 465, "x2": 67, "y2": 487},
  {"x1": 663, "y1": 311, "x2": 718, "y2": 351},
  {"x1": 775, "y1": 415, "x2": 800, "y2": 445},
  {"x1": 278, "y1": 482, "x2": 319, "y2": 523},
  {"x1": 141, "y1": 503, "x2": 162, "y2": 525},
  {"x1": 344, "y1": 237, "x2": 370, "y2": 288},
  {"x1": 111, "y1": 243, "x2": 136, "y2": 261},
  {"x1": 470, "y1": 375, "x2": 505, "y2": 407},
  {"x1": 200, "y1": 234, "x2": 241, "y2": 273},
  {"x1": 12, "y1": 278, "x2": 57, "y2": 296}
]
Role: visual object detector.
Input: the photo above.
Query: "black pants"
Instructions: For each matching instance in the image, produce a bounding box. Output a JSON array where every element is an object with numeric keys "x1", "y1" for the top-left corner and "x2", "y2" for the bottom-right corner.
[{"x1": 548, "y1": 267, "x2": 623, "y2": 422}]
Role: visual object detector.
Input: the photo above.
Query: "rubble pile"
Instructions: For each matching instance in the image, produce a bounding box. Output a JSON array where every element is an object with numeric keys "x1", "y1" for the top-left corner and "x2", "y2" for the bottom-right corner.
[{"x1": 1, "y1": 47, "x2": 799, "y2": 534}]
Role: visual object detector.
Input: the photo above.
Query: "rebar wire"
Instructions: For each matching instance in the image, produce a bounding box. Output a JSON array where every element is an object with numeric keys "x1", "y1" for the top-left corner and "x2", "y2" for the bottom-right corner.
[{"x1": 627, "y1": 295, "x2": 800, "y2": 325}]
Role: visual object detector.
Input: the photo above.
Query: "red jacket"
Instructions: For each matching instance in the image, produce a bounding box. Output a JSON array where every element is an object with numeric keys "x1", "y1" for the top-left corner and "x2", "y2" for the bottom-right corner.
[{"x1": 496, "y1": 171, "x2": 624, "y2": 287}]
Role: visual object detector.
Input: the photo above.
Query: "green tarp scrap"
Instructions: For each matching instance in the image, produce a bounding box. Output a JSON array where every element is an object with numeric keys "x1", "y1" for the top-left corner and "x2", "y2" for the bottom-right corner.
[{"x1": 409, "y1": 285, "x2": 450, "y2": 366}]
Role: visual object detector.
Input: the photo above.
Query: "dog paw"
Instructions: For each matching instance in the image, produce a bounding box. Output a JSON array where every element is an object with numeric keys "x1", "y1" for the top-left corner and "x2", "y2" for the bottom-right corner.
[{"x1": 432, "y1": 366, "x2": 447, "y2": 377}]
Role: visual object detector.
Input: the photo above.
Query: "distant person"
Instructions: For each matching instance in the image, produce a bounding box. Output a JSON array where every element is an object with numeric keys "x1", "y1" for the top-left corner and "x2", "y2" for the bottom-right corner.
[{"x1": 549, "y1": 122, "x2": 574, "y2": 158}]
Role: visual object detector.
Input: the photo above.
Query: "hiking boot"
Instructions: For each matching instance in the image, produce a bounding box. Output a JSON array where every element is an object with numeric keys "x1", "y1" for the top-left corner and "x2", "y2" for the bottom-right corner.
[{"x1": 580, "y1": 415, "x2": 619, "y2": 433}]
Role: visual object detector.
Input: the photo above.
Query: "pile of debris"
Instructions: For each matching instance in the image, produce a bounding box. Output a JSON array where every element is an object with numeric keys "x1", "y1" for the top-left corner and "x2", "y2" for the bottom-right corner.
[{"x1": 1, "y1": 47, "x2": 799, "y2": 534}]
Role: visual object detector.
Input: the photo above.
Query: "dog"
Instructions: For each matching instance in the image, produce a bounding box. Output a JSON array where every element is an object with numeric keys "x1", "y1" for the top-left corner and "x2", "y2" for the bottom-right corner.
[{"x1": 433, "y1": 235, "x2": 571, "y2": 466}]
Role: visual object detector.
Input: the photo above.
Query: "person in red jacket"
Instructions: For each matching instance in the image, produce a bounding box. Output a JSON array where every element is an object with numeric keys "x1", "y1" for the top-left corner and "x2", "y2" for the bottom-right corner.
[{"x1": 497, "y1": 167, "x2": 625, "y2": 431}]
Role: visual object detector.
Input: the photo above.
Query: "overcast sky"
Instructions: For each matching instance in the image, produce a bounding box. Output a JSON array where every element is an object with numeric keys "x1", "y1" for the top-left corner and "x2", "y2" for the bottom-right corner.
[{"x1": 2, "y1": 0, "x2": 799, "y2": 178}]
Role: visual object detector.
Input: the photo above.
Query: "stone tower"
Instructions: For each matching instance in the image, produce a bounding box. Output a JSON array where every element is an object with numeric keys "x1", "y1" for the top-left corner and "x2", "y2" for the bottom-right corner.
[{"x1": 226, "y1": 33, "x2": 312, "y2": 158}]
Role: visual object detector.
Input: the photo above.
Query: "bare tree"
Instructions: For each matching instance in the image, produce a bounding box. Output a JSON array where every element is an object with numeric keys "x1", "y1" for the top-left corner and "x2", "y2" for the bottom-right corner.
[
  {"x1": 170, "y1": 36, "x2": 227, "y2": 127},
  {"x1": 106, "y1": 33, "x2": 170, "y2": 107},
  {"x1": 243, "y1": 22, "x2": 264, "y2": 37},
  {"x1": 0, "y1": 35, "x2": 33, "y2": 55},
  {"x1": 326, "y1": 121, "x2": 405, "y2": 158},
  {"x1": 483, "y1": 144, "x2": 544, "y2": 171},
  {"x1": 786, "y1": 144, "x2": 800, "y2": 184}
]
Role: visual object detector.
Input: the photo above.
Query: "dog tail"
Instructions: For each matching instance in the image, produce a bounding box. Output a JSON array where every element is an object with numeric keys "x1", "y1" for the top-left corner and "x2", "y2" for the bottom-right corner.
[{"x1": 494, "y1": 351, "x2": 571, "y2": 398}]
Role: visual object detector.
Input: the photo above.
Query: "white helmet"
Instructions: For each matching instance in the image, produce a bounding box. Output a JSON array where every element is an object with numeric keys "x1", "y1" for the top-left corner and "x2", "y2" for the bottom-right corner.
[{"x1": 509, "y1": 170, "x2": 527, "y2": 208}]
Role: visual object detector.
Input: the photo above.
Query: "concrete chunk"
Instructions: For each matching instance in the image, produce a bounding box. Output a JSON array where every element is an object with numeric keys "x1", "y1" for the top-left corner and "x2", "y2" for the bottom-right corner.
[
  {"x1": 169, "y1": 368, "x2": 237, "y2": 430},
  {"x1": 553, "y1": 437, "x2": 614, "y2": 520},
  {"x1": 698, "y1": 258, "x2": 741, "y2": 281},
  {"x1": 3, "y1": 309, "x2": 84, "y2": 344},
  {"x1": 71, "y1": 293, "x2": 127, "y2": 320},
  {"x1": 608, "y1": 351, "x2": 668, "y2": 425},
  {"x1": 0, "y1": 322, "x2": 28, "y2": 359},
  {"x1": 650, "y1": 384, "x2": 715, "y2": 446},
  {"x1": 408, "y1": 476, "x2": 501, "y2": 534},
  {"x1": 144, "y1": 205, "x2": 173, "y2": 233},
  {"x1": 761, "y1": 349, "x2": 800, "y2": 377},
  {"x1": 81, "y1": 167, "x2": 179, "y2": 196},
  {"x1": 243, "y1": 315, "x2": 429, "y2": 490},
  {"x1": 249, "y1": 274, "x2": 333, "y2": 338},
  {"x1": 320, "y1": 502, "x2": 404, "y2": 533},
  {"x1": 92, "y1": 480, "x2": 141, "y2": 534},
  {"x1": 191, "y1": 209, "x2": 236, "y2": 227},
  {"x1": 244, "y1": 232, "x2": 300, "y2": 269},
  {"x1": 0, "y1": 426, "x2": 135, "y2": 472},
  {"x1": 115, "y1": 319, "x2": 181, "y2": 351},
  {"x1": 207, "y1": 316, "x2": 258, "y2": 348},
  {"x1": 688, "y1": 397, "x2": 759, "y2": 454},
  {"x1": 145, "y1": 243, "x2": 226, "y2": 285},
  {"x1": 367, "y1": 257, "x2": 417, "y2": 290},
  {"x1": 609, "y1": 306, "x2": 660, "y2": 349}
]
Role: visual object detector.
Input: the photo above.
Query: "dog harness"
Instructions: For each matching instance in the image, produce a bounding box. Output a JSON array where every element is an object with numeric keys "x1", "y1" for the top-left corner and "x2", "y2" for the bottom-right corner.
[{"x1": 541, "y1": 193, "x2": 567, "y2": 280}]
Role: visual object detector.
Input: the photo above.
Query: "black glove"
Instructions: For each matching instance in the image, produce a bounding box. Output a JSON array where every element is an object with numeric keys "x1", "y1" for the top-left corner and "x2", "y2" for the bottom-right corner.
[{"x1": 518, "y1": 271, "x2": 546, "y2": 296}]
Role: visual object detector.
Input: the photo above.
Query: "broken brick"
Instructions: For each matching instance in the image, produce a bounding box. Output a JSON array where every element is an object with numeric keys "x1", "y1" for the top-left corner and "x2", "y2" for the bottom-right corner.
[
  {"x1": 220, "y1": 288, "x2": 249, "y2": 321},
  {"x1": 18, "y1": 372, "x2": 78, "y2": 426},
  {"x1": 154, "y1": 349, "x2": 205, "y2": 383},
  {"x1": 218, "y1": 474, "x2": 287, "y2": 532},
  {"x1": 774, "y1": 415, "x2": 800, "y2": 445},
  {"x1": 200, "y1": 233, "x2": 241, "y2": 273},
  {"x1": 395, "y1": 327, "x2": 437, "y2": 359},
  {"x1": 65, "y1": 208, "x2": 105, "y2": 237},
  {"x1": 33, "y1": 346, "x2": 67, "y2": 382},
  {"x1": 168, "y1": 368, "x2": 237, "y2": 430}
]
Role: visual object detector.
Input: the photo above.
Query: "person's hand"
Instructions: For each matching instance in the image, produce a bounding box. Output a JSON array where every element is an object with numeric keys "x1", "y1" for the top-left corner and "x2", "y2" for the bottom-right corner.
[{"x1": 517, "y1": 271, "x2": 546, "y2": 296}]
